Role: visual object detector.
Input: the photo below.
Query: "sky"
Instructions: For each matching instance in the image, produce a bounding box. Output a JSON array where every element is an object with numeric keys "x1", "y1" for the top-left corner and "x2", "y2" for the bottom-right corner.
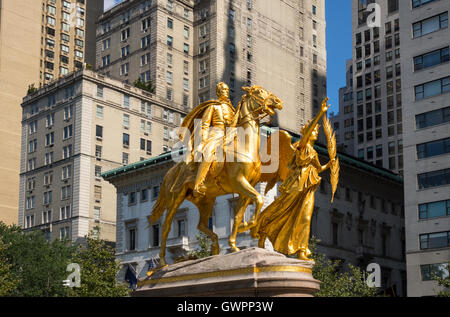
[
  {"x1": 103, "y1": 0, "x2": 353, "y2": 115},
  {"x1": 325, "y1": 0, "x2": 352, "y2": 116},
  {"x1": 104, "y1": 0, "x2": 122, "y2": 11}
]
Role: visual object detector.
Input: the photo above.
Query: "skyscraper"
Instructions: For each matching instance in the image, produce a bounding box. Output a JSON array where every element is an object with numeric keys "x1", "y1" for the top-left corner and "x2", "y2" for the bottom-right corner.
[
  {"x1": 0, "y1": 0, "x2": 103, "y2": 225},
  {"x1": 95, "y1": 0, "x2": 327, "y2": 134},
  {"x1": 331, "y1": 0, "x2": 404, "y2": 175},
  {"x1": 399, "y1": 0, "x2": 450, "y2": 297}
]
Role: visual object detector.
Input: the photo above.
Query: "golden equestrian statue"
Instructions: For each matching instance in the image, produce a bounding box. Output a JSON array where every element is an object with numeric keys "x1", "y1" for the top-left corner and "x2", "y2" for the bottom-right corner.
[
  {"x1": 253, "y1": 98, "x2": 340, "y2": 261},
  {"x1": 148, "y1": 83, "x2": 283, "y2": 266}
]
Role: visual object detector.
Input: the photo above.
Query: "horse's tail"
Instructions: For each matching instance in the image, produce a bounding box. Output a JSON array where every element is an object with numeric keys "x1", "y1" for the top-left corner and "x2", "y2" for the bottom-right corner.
[
  {"x1": 148, "y1": 184, "x2": 167, "y2": 225},
  {"x1": 148, "y1": 170, "x2": 172, "y2": 226},
  {"x1": 147, "y1": 163, "x2": 183, "y2": 226}
]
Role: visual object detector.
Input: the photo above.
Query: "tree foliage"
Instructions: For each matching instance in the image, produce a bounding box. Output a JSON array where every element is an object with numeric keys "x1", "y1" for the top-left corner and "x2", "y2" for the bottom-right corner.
[
  {"x1": 0, "y1": 222, "x2": 74, "y2": 297},
  {"x1": 133, "y1": 78, "x2": 155, "y2": 94},
  {"x1": 0, "y1": 239, "x2": 20, "y2": 296},
  {"x1": 0, "y1": 223, "x2": 129, "y2": 297},
  {"x1": 433, "y1": 264, "x2": 450, "y2": 297},
  {"x1": 310, "y1": 238, "x2": 379, "y2": 297},
  {"x1": 68, "y1": 234, "x2": 130, "y2": 297},
  {"x1": 187, "y1": 233, "x2": 214, "y2": 260}
]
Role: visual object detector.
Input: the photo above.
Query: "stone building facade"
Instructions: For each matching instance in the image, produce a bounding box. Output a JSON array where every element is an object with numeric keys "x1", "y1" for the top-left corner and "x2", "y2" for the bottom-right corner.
[
  {"x1": 399, "y1": 0, "x2": 450, "y2": 297},
  {"x1": 19, "y1": 69, "x2": 183, "y2": 242}
]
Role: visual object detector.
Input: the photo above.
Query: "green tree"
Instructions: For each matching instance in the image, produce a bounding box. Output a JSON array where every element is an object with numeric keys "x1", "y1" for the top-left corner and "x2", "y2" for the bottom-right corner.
[
  {"x1": 68, "y1": 234, "x2": 130, "y2": 297},
  {"x1": 27, "y1": 84, "x2": 38, "y2": 95},
  {"x1": 310, "y1": 238, "x2": 379, "y2": 297},
  {"x1": 433, "y1": 264, "x2": 450, "y2": 297},
  {"x1": 0, "y1": 222, "x2": 74, "y2": 297},
  {"x1": 133, "y1": 78, "x2": 155, "y2": 94},
  {"x1": 187, "y1": 233, "x2": 214, "y2": 260},
  {"x1": 0, "y1": 239, "x2": 20, "y2": 296}
]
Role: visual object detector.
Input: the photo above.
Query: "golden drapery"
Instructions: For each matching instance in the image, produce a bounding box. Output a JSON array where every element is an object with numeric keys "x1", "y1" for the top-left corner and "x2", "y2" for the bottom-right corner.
[{"x1": 256, "y1": 143, "x2": 322, "y2": 256}]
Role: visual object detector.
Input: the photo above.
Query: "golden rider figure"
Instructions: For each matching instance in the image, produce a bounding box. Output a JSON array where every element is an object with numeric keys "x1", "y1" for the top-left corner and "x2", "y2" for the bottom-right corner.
[{"x1": 176, "y1": 82, "x2": 235, "y2": 197}]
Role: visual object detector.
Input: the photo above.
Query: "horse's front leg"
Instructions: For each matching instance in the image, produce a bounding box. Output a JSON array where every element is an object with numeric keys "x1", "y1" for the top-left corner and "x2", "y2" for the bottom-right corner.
[
  {"x1": 229, "y1": 196, "x2": 250, "y2": 252},
  {"x1": 229, "y1": 176, "x2": 264, "y2": 252}
]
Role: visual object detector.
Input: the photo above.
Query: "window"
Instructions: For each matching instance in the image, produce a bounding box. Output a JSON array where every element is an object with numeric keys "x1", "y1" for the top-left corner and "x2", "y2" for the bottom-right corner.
[
  {"x1": 312, "y1": 5, "x2": 317, "y2": 15},
  {"x1": 25, "y1": 215, "x2": 35, "y2": 228},
  {"x1": 59, "y1": 227, "x2": 70, "y2": 241},
  {"x1": 417, "y1": 137, "x2": 450, "y2": 159},
  {"x1": 413, "y1": 12, "x2": 448, "y2": 38},
  {"x1": 166, "y1": 71, "x2": 173, "y2": 84},
  {"x1": 413, "y1": 0, "x2": 439, "y2": 8},
  {"x1": 61, "y1": 185, "x2": 71, "y2": 200},
  {"x1": 63, "y1": 125, "x2": 73, "y2": 140},
  {"x1": 415, "y1": 76, "x2": 450, "y2": 100},
  {"x1": 64, "y1": 105, "x2": 73, "y2": 120},
  {"x1": 184, "y1": 43, "x2": 189, "y2": 54},
  {"x1": 122, "y1": 152, "x2": 129, "y2": 165},
  {"x1": 62, "y1": 145, "x2": 72, "y2": 159},
  {"x1": 43, "y1": 210, "x2": 52, "y2": 224},
  {"x1": 123, "y1": 133, "x2": 130, "y2": 147},
  {"x1": 167, "y1": 18, "x2": 173, "y2": 29},
  {"x1": 60, "y1": 205, "x2": 71, "y2": 220},
  {"x1": 419, "y1": 199, "x2": 450, "y2": 220},
  {"x1": 62, "y1": 165, "x2": 72, "y2": 180},
  {"x1": 95, "y1": 145, "x2": 102, "y2": 159},
  {"x1": 152, "y1": 224, "x2": 160, "y2": 247},
  {"x1": 418, "y1": 169, "x2": 450, "y2": 189},
  {"x1": 229, "y1": 9, "x2": 235, "y2": 21},
  {"x1": 27, "y1": 158, "x2": 36, "y2": 171},
  {"x1": 388, "y1": 0, "x2": 398, "y2": 13},
  {"x1": 96, "y1": 125, "x2": 103, "y2": 138},
  {"x1": 121, "y1": 28, "x2": 130, "y2": 41},
  {"x1": 96, "y1": 105, "x2": 103, "y2": 119},
  {"x1": 26, "y1": 197, "x2": 35, "y2": 210},
  {"x1": 102, "y1": 55, "x2": 110, "y2": 67},
  {"x1": 43, "y1": 172, "x2": 52, "y2": 186},
  {"x1": 166, "y1": 88, "x2": 173, "y2": 101},
  {"x1": 420, "y1": 231, "x2": 450, "y2": 250},
  {"x1": 141, "y1": 35, "x2": 151, "y2": 48},
  {"x1": 124, "y1": 94, "x2": 130, "y2": 108},
  {"x1": 43, "y1": 191, "x2": 52, "y2": 205},
  {"x1": 414, "y1": 47, "x2": 449, "y2": 71},
  {"x1": 45, "y1": 132, "x2": 54, "y2": 146},
  {"x1": 166, "y1": 35, "x2": 173, "y2": 47},
  {"x1": 416, "y1": 106, "x2": 450, "y2": 129},
  {"x1": 420, "y1": 263, "x2": 449, "y2": 281},
  {"x1": 121, "y1": 45, "x2": 130, "y2": 58},
  {"x1": 141, "y1": 189, "x2": 149, "y2": 202}
]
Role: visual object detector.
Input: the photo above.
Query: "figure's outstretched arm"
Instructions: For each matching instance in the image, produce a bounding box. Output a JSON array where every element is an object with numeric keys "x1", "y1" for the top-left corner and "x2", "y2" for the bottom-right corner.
[{"x1": 298, "y1": 98, "x2": 330, "y2": 149}]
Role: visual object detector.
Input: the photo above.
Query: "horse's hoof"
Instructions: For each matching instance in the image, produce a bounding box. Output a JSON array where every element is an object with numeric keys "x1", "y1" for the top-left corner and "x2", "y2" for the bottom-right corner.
[{"x1": 230, "y1": 246, "x2": 240, "y2": 253}]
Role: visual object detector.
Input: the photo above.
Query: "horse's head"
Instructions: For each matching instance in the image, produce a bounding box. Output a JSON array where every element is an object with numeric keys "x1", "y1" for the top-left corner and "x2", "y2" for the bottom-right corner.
[{"x1": 241, "y1": 86, "x2": 283, "y2": 121}]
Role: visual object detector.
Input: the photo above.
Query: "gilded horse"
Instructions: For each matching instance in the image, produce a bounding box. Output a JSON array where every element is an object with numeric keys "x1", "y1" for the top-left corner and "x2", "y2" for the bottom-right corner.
[{"x1": 148, "y1": 86, "x2": 283, "y2": 266}]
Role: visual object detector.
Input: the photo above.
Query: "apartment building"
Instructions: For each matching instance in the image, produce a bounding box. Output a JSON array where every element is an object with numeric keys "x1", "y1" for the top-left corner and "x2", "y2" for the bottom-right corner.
[
  {"x1": 0, "y1": 0, "x2": 103, "y2": 225},
  {"x1": 331, "y1": 0, "x2": 404, "y2": 175},
  {"x1": 399, "y1": 0, "x2": 450, "y2": 297},
  {"x1": 40, "y1": 0, "x2": 104, "y2": 85},
  {"x1": 96, "y1": 0, "x2": 327, "y2": 134},
  {"x1": 19, "y1": 69, "x2": 183, "y2": 242},
  {"x1": 104, "y1": 135, "x2": 406, "y2": 296}
]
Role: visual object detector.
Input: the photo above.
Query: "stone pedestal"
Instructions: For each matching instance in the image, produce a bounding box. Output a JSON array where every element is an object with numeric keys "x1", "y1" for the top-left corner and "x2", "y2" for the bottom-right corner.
[{"x1": 133, "y1": 248, "x2": 320, "y2": 297}]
